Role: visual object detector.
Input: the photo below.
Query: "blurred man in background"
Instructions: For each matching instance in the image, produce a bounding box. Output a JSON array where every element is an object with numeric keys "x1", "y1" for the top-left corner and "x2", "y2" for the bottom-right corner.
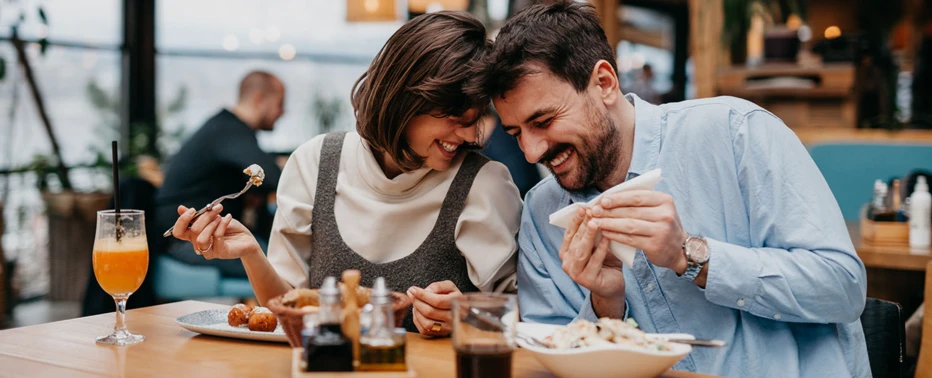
[{"x1": 155, "y1": 71, "x2": 284, "y2": 278}]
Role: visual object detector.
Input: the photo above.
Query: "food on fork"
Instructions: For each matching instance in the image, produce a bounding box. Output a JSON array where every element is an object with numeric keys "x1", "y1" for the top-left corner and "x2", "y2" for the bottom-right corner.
[
  {"x1": 228, "y1": 304, "x2": 252, "y2": 327},
  {"x1": 243, "y1": 164, "x2": 265, "y2": 186},
  {"x1": 545, "y1": 318, "x2": 670, "y2": 352},
  {"x1": 248, "y1": 307, "x2": 278, "y2": 332}
]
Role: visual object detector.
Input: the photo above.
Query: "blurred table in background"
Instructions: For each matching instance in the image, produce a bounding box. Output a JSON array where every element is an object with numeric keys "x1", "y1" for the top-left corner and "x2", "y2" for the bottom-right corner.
[
  {"x1": 794, "y1": 128, "x2": 932, "y2": 146},
  {"x1": 849, "y1": 222, "x2": 932, "y2": 319}
]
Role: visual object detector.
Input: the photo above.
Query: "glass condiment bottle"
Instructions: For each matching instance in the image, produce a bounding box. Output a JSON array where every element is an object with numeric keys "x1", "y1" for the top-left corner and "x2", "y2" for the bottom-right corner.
[
  {"x1": 358, "y1": 277, "x2": 406, "y2": 372},
  {"x1": 304, "y1": 277, "x2": 353, "y2": 372}
]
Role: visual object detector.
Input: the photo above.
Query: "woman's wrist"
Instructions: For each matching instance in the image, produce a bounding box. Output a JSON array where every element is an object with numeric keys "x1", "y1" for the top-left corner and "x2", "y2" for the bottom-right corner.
[{"x1": 240, "y1": 243, "x2": 265, "y2": 262}]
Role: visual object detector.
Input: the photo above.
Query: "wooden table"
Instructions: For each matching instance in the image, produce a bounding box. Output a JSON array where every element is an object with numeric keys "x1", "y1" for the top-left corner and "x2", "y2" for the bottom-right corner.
[
  {"x1": 0, "y1": 301, "x2": 716, "y2": 378},
  {"x1": 849, "y1": 223, "x2": 932, "y2": 272},
  {"x1": 849, "y1": 222, "x2": 931, "y2": 318}
]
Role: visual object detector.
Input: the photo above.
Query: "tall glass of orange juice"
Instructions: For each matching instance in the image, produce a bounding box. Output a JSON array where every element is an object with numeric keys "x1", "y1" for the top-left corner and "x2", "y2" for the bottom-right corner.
[{"x1": 93, "y1": 209, "x2": 148, "y2": 345}]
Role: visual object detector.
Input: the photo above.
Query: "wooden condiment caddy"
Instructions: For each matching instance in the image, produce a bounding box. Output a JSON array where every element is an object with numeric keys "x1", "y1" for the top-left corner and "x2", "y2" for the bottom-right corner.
[
  {"x1": 860, "y1": 217, "x2": 909, "y2": 247},
  {"x1": 291, "y1": 269, "x2": 416, "y2": 377}
]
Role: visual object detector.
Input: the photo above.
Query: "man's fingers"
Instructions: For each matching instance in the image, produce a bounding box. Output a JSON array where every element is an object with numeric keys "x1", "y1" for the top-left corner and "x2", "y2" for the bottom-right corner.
[
  {"x1": 581, "y1": 237, "x2": 611, "y2": 281},
  {"x1": 559, "y1": 208, "x2": 586, "y2": 260},
  {"x1": 573, "y1": 219, "x2": 599, "y2": 262},
  {"x1": 600, "y1": 190, "x2": 667, "y2": 209},
  {"x1": 592, "y1": 218, "x2": 657, "y2": 237},
  {"x1": 589, "y1": 205, "x2": 665, "y2": 221},
  {"x1": 601, "y1": 231, "x2": 652, "y2": 251}
]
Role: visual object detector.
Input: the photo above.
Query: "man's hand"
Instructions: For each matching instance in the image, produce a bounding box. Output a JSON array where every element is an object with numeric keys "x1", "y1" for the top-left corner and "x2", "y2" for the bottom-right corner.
[
  {"x1": 588, "y1": 190, "x2": 689, "y2": 275},
  {"x1": 559, "y1": 208, "x2": 626, "y2": 318}
]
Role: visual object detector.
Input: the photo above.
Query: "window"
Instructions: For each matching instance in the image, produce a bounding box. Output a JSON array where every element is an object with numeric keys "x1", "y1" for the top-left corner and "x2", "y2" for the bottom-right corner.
[
  {"x1": 0, "y1": 0, "x2": 122, "y2": 298},
  {"x1": 156, "y1": 0, "x2": 402, "y2": 156}
]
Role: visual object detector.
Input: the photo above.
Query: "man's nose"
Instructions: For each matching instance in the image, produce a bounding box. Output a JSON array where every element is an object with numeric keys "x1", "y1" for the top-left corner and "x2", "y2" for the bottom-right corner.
[{"x1": 521, "y1": 134, "x2": 548, "y2": 164}]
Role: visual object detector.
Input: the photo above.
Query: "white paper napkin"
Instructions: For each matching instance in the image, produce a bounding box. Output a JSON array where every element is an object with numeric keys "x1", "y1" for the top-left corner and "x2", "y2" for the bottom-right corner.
[{"x1": 548, "y1": 169, "x2": 662, "y2": 267}]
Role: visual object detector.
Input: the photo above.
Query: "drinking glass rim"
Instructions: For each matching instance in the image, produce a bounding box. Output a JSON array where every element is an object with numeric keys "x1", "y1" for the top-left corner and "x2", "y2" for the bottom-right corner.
[{"x1": 97, "y1": 209, "x2": 144, "y2": 216}]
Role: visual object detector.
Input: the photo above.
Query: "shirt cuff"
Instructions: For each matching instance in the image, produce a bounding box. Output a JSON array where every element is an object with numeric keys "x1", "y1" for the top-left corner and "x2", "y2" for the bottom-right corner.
[
  {"x1": 574, "y1": 293, "x2": 630, "y2": 322},
  {"x1": 703, "y1": 238, "x2": 762, "y2": 312}
]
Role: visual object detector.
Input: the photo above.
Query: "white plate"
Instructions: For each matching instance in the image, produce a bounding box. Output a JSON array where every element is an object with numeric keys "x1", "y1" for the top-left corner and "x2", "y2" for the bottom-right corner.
[
  {"x1": 175, "y1": 309, "x2": 288, "y2": 343},
  {"x1": 516, "y1": 322, "x2": 692, "y2": 378}
]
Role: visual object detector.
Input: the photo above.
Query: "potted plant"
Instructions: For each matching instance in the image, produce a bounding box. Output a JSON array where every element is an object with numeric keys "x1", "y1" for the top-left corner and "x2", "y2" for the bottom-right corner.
[{"x1": 723, "y1": 0, "x2": 807, "y2": 64}]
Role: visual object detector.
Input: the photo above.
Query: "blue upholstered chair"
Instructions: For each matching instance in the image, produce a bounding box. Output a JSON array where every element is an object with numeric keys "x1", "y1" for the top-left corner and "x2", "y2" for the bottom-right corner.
[{"x1": 153, "y1": 255, "x2": 254, "y2": 300}]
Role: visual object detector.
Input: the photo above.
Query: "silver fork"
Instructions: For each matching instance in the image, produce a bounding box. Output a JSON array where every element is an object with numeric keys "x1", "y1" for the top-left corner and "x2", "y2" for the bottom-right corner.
[
  {"x1": 162, "y1": 181, "x2": 254, "y2": 237},
  {"x1": 517, "y1": 332, "x2": 551, "y2": 349}
]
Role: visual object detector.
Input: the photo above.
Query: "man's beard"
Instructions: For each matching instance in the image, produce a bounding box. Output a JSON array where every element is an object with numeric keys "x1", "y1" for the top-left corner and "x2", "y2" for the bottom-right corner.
[{"x1": 544, "y1": 106, "x2": 621, "y2": 191}]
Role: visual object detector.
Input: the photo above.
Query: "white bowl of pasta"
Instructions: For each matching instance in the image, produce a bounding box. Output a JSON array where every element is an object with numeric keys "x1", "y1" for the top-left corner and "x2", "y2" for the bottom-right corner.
[{"x1": 516, "y1": 320, "x2": 692, "y2": 378}]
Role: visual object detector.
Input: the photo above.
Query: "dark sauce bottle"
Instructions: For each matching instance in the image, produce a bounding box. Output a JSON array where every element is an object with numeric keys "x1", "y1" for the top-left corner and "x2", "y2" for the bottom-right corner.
[{"x1": 304, "y1": 276, "x2": 353, "y2": 372}]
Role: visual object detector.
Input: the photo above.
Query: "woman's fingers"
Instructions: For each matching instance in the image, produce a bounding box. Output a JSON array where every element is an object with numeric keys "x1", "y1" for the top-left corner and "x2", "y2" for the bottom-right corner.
[
  {"x1": 189, "y1": 205, "x2": 223, "y2": 235},
  {"x1": 171, "y1": 208, "x2": 197, "y2": 240},
  {"x1": 411, "y1": 298, "x2": 452, "y2": 323},
  {"x1": 214, "y1": 214, "x2": 233, "y2": 239}
]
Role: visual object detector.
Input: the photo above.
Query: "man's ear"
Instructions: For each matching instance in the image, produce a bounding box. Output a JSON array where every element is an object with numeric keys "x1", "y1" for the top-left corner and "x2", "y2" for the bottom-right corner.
[{"x1": 590, "y1": 59, "x2": 620, "y2": 106}]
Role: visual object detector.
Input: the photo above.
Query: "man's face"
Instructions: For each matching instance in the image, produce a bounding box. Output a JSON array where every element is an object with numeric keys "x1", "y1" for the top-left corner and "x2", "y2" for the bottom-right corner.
[
  {"x1": 257, "y1": 81, "x2": 285, "y2": 131},
  {"x1": 494, "y1": 63, "x2": 621, "y2": 191}
]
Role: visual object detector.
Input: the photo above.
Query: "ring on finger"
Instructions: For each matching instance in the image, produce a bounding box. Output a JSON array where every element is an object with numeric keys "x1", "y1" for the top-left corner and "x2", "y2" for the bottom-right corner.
[
  {"x1": 430, "y1": 322, "x2": 443, "y2": 333},
  {"x1": 194, "y1": 237, "x2": 214, "y2": 256}
]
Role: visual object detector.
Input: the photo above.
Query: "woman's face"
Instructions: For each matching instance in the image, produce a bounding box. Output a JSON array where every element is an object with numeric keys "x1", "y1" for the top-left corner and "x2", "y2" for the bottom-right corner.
[{"x1": 404, "y1": 108, "x2": 481, "y2": 172}]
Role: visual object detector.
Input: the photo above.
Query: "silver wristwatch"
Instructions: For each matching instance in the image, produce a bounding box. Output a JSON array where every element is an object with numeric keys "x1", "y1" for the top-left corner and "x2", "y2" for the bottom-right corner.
[{"x1": 681, "y1": 234, "x2": 710, "y2": 282}]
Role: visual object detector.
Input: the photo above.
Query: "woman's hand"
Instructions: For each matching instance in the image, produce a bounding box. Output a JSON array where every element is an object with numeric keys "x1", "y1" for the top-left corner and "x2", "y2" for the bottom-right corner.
[
  {"x1": 407, "y1": 280, "x2": 463, "y2": 337},
  {"x1": 171, "y1": 205, "x2": 262, "y2": 260}
]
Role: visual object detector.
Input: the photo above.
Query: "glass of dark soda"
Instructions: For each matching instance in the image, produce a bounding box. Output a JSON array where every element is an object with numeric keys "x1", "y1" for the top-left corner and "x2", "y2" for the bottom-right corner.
[{"x1": 452, "y1": 294, "x2": 518, "y2": 378}]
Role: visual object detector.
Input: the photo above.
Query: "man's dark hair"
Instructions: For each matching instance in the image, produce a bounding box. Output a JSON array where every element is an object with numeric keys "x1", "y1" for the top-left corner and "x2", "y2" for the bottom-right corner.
[
  {"x1": 470, "y1": 1, "x2": 616, "y2": 99},
  {"x1": 238, "y1": 71, "x2": 281, "y2": 102}
]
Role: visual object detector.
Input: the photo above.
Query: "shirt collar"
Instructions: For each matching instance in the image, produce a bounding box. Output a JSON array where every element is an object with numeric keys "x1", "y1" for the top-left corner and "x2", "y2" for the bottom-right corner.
[
  {"x1": 221, "y1": 109, "x2": 255, "y2": 134},
  {"x1": 565, "y1": 93, "x2": 662, "y2": 204}
]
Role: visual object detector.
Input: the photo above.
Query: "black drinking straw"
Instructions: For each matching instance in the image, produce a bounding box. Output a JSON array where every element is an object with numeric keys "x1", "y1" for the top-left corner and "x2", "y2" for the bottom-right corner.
[{"x1": 112, "y1": 141, "x2": 123, "y2": 241}]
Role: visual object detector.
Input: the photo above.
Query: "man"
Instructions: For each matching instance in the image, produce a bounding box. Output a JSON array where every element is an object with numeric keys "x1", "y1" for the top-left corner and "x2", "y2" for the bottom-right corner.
[
  {"x1": 155, "y1": 71, "x2": 284, "y2": 278},
  {"x1": 471, "y1": 2, "x2": 870, "y2": 377}
]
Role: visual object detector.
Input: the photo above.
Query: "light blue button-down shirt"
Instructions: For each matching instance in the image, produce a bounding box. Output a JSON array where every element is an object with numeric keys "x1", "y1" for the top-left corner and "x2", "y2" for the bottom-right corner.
[{"x1": 517, "y1": 94, "x2": 871, "y2": 377}]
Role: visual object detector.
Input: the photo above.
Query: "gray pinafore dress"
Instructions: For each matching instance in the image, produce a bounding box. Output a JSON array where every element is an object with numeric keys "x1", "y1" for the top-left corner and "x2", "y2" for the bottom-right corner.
[{"x1": 307, "y1": 132, "x2": 486, "y2": 332}]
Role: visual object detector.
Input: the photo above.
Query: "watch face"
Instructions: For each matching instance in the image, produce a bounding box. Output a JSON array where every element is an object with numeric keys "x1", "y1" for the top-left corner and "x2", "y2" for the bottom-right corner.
[{"x1": 686, "y1": 237, "x2": 710, "y2": 263}]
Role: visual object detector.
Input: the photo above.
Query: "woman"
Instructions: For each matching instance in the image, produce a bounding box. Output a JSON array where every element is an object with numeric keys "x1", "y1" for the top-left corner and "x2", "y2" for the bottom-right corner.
[{"x1": 169, "y1": 11, "x2": 521, "y2": 337}]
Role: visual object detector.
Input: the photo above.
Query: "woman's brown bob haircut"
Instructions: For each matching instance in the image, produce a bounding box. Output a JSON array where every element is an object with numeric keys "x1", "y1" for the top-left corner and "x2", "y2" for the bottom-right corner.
[{"x1": 352, "y1": 11, "x2": 491, "y2": 172}]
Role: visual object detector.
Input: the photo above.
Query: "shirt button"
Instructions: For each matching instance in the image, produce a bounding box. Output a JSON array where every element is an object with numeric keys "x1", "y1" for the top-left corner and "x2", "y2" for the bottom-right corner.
[
  {"x1": 736, "y1": 299, "x2": 745, "y2": 307},
  {"x1": 647, "y1": 283, "x2": 654, "y2": 291},
  {"x1": 774, "y1": 314, "x2": 782, "y2": 320}
]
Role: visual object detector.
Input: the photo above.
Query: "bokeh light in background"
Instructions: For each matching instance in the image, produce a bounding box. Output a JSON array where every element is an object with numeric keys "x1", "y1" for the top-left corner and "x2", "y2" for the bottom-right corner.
[
  {"x1": 222, "y1": 34, "x2": 240, "y2": 51},
  {"x1": 278, "y1": 43, "x2": 296, "y2": 61}
]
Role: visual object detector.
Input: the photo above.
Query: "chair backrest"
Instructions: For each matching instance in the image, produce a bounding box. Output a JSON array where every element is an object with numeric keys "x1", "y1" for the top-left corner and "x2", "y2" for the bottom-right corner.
[
  {"x1": 916, "y1": 262, "x2": 932, "y2": 378},
  {"x1": 808, "y1": 143, "x2": 932, "y2": 221},
  {"x1": 861, "y1": 298, "x2": 905, "y2": 378}
]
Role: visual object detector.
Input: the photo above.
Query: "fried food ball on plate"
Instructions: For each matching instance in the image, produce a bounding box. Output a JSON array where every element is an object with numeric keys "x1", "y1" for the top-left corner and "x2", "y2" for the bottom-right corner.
[
  {"x1": 228, "y1": 303, "x2": 252, "y2": 327},
  {"x1": 248, "y1": 307, "x2": 278, "y2": 332}
]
